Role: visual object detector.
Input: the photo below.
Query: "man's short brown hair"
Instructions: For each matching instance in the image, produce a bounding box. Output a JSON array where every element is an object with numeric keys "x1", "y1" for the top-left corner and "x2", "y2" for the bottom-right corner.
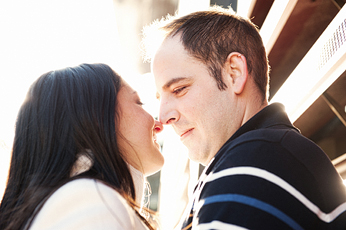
[{"x1": 142, "y1": 6, "x2": 270, "y2": 99}]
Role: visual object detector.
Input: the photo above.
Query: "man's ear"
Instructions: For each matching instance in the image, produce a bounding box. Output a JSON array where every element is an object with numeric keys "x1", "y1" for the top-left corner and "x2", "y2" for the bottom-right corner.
[{"x1": 225, "y1": 52, "x2": 248, "y2": 95}]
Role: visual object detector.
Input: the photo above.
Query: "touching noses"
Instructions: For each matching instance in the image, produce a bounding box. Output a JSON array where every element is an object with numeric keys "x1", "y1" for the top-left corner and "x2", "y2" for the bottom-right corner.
[
  {"x1": 158, "y1": 99, "x2": 179, "y2": 125},
  {"x1": 154, "y1": 120, "x2": 164, "y2": 133}
]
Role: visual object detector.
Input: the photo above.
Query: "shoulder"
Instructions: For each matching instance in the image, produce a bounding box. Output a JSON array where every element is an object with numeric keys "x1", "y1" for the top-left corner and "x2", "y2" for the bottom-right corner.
[
  {"x1": 216, "y1": 127, "x2": 328, "y2": 170},
  {"x1": 29, "y1": 178, "x2": 148, "y2": 230},
  {"x1": 210, "y1": 128, "x2": 338, "y2": 198},
  {"x1": 212, "y1": 128, "x2": 294, "y2": 172},
  {"x1": 195, "y1": 129, "x2": 346, "y2": 229},
  {"x1": 217, "y1": 128, "x2": 337, "y2": 185}
]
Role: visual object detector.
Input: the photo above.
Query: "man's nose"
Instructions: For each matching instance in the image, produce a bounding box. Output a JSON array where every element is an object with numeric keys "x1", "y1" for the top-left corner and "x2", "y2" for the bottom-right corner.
[{"x1": 159, "y1": 99, "x2": 179, "y2": 125}]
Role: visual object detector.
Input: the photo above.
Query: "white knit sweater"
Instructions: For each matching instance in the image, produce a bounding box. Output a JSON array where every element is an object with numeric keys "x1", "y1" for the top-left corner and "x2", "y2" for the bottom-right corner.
[{"x1": 29, "y1": 154, "x2": 148, "y2": 230}]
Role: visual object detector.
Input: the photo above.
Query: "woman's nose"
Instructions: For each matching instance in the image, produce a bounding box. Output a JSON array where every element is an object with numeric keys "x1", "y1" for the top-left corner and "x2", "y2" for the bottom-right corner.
[{"x1": 154, "y1": 120, "x2": 164, "y2": 133}]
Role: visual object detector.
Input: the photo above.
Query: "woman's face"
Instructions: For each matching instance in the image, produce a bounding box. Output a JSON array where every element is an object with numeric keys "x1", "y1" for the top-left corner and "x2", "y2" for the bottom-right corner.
[{"x1": 116, "y1": 81, "x2": 164, "y2": 176}]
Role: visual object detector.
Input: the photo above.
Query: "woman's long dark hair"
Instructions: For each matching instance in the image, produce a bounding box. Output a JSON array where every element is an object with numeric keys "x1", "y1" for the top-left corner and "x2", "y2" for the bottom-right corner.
[{"x1": 0, "y1": 63, "x2": 152, "y2": 229}]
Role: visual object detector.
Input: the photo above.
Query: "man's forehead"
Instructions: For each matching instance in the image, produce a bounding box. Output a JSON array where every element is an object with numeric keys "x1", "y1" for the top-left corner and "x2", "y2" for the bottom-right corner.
[{"x1": 156, "y1": 35, "x2": 182, "y2": 54}]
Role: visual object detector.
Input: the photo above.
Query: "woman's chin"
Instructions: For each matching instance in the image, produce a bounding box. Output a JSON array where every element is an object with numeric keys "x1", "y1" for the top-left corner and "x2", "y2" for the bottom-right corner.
[{"x1": 144, "y1": 156, "x2": 164, "y2": 176}]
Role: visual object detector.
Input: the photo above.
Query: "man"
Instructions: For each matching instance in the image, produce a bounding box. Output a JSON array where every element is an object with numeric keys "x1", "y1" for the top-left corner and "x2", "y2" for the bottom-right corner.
[{"x1": 143, "y1": 6, "x2": 346, "y2": 229}]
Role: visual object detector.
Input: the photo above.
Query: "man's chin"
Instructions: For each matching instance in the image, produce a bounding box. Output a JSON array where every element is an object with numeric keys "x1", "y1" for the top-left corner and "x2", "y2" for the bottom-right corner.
[{"x1": 187, "y1": 151, "x2": 207, "y2": 166}]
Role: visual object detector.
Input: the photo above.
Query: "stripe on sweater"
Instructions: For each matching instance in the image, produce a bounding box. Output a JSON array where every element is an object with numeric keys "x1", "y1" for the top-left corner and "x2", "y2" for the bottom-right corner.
[
  {"x1": 196, "y1": 220, "x2": 248, "y2": 230},
  {"x1": 197, "y1": 194, "x2": 303, "y2": 230},
  {"x1": 202, "y1": 166, "x2": 346, "y2": 223}
]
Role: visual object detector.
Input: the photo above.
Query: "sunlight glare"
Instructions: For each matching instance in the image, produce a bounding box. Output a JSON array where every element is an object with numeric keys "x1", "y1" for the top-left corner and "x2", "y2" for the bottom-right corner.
[{"x1": 0, "y1": 0, "x2": 130, "y2": 199}]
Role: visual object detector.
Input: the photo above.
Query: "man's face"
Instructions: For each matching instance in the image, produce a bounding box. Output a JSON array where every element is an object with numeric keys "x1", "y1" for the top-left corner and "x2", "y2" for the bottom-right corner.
[{"x1": 152, "y1": 35, "x2": 240, "y2": 165}]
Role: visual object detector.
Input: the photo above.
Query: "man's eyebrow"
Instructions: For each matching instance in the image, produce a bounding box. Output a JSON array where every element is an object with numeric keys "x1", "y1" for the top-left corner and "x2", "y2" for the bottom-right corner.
[
  {"x1": 156, "y1": 77, "x2": 190, "y2": 99},
  {"x1": 162, "y1": 77, "x2": 189, "y2": 90}
]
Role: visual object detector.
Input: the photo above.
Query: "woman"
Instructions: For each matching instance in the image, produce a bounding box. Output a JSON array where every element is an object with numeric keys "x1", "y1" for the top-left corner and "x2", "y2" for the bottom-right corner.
[{"x1": 0, "y1": 63, "x2": 164, "y2": 229}]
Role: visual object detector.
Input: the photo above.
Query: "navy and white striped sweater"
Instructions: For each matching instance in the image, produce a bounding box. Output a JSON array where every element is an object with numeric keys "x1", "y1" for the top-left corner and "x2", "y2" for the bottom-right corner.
[{"x1": 180, "y1": 103, "x2": 346, "y2": 230}]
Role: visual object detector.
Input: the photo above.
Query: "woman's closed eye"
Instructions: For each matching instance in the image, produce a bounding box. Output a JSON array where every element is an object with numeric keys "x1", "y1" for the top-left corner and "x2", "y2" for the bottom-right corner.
[{"x1": 137, "y1": 100, "x2": 144, "y2": 106}]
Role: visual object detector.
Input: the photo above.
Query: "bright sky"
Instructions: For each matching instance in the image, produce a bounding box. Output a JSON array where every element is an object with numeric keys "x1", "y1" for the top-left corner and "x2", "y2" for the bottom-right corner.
[{"x1": 0, "y1": 0, "x2": 159, "y2": 198}]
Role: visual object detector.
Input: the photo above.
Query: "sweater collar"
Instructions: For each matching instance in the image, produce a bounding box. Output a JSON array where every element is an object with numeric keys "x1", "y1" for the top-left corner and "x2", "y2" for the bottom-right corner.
[
  {"x1": 128, "y1": 163, "x2": 145, "y2": 206},
  {"x1": 204, "y1": 103, "x2": 299, "y2": 175},
  {"x1": 70, "y1": 151, "x2": 145, "y2": 206},
  {"x1": 229, "y1": 102, "x2": 298, "y2": 142}
]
